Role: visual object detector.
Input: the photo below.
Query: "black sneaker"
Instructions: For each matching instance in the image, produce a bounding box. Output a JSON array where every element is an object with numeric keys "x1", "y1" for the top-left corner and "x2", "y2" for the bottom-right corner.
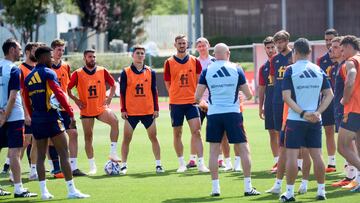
[
  {"x1": 156, "y1": 166, "x2": 165, "y2": 173},
  {"x1": 244, "y1": 188, "x2": 261, "y2": 196},
  {"x1": 14, "y1": 191, "x2": 37, "y2": 198},
  {"x1": 72, "y1": 169, "x2": 87, "y2": 176},
  {"x1": 316, "y1": 194, "x2": 326, "y2": 200},
  {"x1": 1, "y1": 163, "x2": 10, "y2": 174},
  {"x1": 186, "y1": 160, "x2": 197, "y2": 168},
  {"x1": 210, "y1": 192, "x2": 220, "y2": 197},
  {"x1": 0, "y1": 188, "x2": 11, "y2": 196},
  {"x1": 279, "y1": 194, "x2": 295, "y2": 202}
]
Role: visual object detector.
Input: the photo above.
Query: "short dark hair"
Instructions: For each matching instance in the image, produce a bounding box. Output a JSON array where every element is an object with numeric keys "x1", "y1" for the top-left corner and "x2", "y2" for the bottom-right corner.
[
  {"x1": 293, "y1": 38, "x2": 311, "y2": 55},
  {"x1": 132, "y1": 44, "x2": 145, "y2": 53},
  {"x1": 2, "y1": 38, "x2": 18, "y2": 55},
  {"x1": 331, "y1": 36, "x2": 343, "y2": 44},
  {"x1": 325, "y1": 28, "x2": 338, "y2": 36},
  {"x1": 273, "y1": 30, "x2": 290, "y2": 42},
  {"x1": 340, "y1": 35, "x2": 360, "y2": 51},
  {"x1": 263, "y1": 36, "x2": 274, "y2": 46},
  {"x1": 35, "y1": 46, "x2": 52, "y2": 61},
  {"x1": 83, "y1": 49, "x2": 95, "y2": 56},
  {"x1": 25, "y1": 42, "x2": 38, "y2": 52},
  {"x1": 175, "y1": 34, "x2": 187, "y2": 42},
  {"x1": 51, "y1": 39, "x2": 65, "y2": 49}
]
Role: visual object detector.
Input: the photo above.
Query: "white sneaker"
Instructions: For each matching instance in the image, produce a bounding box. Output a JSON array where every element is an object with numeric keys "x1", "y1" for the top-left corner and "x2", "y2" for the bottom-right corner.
[
  {"x1": 41, "y1": 192, "x2": 54, "y2": 200},
  {"x1": 298, "y1": 185, "x2": 307, "y2": 194},
  {"x1": 176, "y1": 165, "x2": 187, "y2": 173},
  {"x1": 109, "y1": 153, "x2": 121, "y2": 162},
  {"x1": 222, "y1": 163, "x2": 233, "y2": 172},
  {"x1": 265, "y1": 187, "x2": 281, "y2": 195},
  {"x1": 88, "y1": 166, "x2": 97, "y2": 175},
  {"x1": 29, "y1": 172, "x2": 38, "y2": 181},
  {"x1": 68, "y1": 189, "x2": 90, "y2": 199},
  {"x1": 120, "y1": 166, "x2": 127, "y2": 175},
  {"x1": 233, "y1": 165, "x2": 242, "y2": 172},
  {"x1": 198, "y1": 165, "x2": 210, "y2": 173}
]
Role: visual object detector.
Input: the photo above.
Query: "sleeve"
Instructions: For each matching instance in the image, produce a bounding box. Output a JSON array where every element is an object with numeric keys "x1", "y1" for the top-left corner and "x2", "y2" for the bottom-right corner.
[
  {"x1": 66, "y1": 64, "x2": 71, "y2": 79},
  {"x1": 119, "y1": 71, "x2": 127, "y2": 112},
  {"x1": 195, "y1": 58, "x2": 202, "y2": 74},
  {"x1": 163, "y1": 60, "x2": 171, "y2": 81},
  {"x1": 67, "y1": 71, "x2": 78, "y2": 89},
  {"x1": 339, "y1": 65, "x2": 346, "y2": 80},
  {"x1": 9, "y1": 67, "x2": 21, "y2": 91},
  {"x1": 321, "y1": 72, "x2": 331, "y2": 90},
  {"x1": 151, "y1": 70, "x2": 159, "y2": 111},
  {"x1": 237, "y1": 67, "x2": 246, "y2": 86},
  {"x1": 258, "y1": 65, "x2": 266, "y2": 86},
  {"x1": 104, "y1": 69, "x2": 115, "y2": 86},
  {"x1": 269, "y1": 57, "x2": 275, "y2": 76},
  {"x1": 316, "y1": 57, "x2": 322, "y2": 66},
  {"x1": 198, "y1": 69, "x2": 208, "y2": 86},
  {"x1": 282, "y1": 67, "x2": 293, "y2": 90},
  {"x1": 47, "y1": 78, "x2": 74, "y2": 118},
  {"x1": 23, "y1": 85, "x2": 32, "y2": 116}
]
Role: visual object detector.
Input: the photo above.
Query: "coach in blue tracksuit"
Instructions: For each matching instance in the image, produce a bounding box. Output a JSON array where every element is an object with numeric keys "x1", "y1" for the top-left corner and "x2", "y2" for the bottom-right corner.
[
  {"x1": 195, "y1": 43, "x2": 260, "y2": 197},
  {"x1": 280, "y1": 38, "x2": 333, "y2": 202}
]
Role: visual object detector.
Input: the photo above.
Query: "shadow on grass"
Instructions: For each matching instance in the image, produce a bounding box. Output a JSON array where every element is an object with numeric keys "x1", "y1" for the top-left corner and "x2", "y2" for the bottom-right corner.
[
  {"x1": 0, "y1": 196, "x2": 67, "y2": 202},
  {"x1": 162, "y1": 195, "x2": 242, "y2": 203},
  {"x1": 224, "y1": 170, "x2": 276, "y2": 180}
]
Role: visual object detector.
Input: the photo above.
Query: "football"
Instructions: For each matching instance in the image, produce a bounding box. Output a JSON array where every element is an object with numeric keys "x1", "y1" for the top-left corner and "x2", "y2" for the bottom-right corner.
[{"x1": 104, "y1": 160, "x2": 120, "y2": 175}]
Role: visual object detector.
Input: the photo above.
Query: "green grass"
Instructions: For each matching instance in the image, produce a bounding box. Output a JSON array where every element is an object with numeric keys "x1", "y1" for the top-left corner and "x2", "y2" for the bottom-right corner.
[{"x1": 0, "y1": 109, "x2": 359, "y2": 202}]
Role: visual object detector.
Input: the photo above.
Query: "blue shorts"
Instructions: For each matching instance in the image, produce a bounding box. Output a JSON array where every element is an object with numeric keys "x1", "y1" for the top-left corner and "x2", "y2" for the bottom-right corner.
[
  {"x1": 285, "y1": 120, "x2": 322, "y2": 149},
  {"x1": 32, "y1": 119, "x2": 65, "y2": 140},
  {"x1": 60, "y1": 111, "x2": 74, "y2": 130},
  {"x1": 170, "y1": 104, "x2": 200, "y2": 127},
  {"x1": 273, "y1": 103, "x2": 284, "y2": 131},
  {"x1": 24, "y1": 124, "x2": 32, "y2": 134},
  {"x1": 0, "y1": 120, "x2": 24, "y2": 148},
  {"x1": 321, "y1": 100, "x2": 335, "y2": 126},
  {"x1": 206, "y1": 113, "x2": 247, "y2": 144},
  {"x1": 264, "y1": 102, "x2": 275, "y2": 130},
  {"x1": 334, "y1": 113, "x2": 343, "y2": 133},
  {"x1": 340, "y1": 112, "x2": 360, "y2": 133},
  {"x1": 127, "y1": 115, "x2": 154, "y2": 129}
]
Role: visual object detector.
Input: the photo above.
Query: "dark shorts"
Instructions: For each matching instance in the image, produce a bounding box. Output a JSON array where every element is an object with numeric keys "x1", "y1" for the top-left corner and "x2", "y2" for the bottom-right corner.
[
  {"x1": 199, "y1": 107, "x2": 207, "y2": 125},
  {"x1": 0, "y1": 120, "x2": 24, "y2": 148},
  {"x1": 32, "y1": 119, "x2": 65, "y2": 140},
  {"x1": 264, "y1": 102, "x2": 275, "y2": 130},
  {"x1": 24, "y1": 124, "x2": 32, "y2": 134},
  {"x1": 80, "y1": 115, "x2": 100, "y2": 119},
  {"x1": 285, "y1": 120, "x2": 322, "y2": 149},
  {"x1": 321, "y1": 100, "x2": 335, "y2": 126},
  {"x1": 340, "y1": 112, "x2": 360, "y2": 133},
  {"x1": 127, "y1": 115, "x2": 154, "y2": 129},
  {"x1": 170, "y1": 104, "x2": 200, "y2": 127},
  {"x1": 206, "y1": 113, "x2": 247, "y2": 144},
  {"x1": 60, "y1": 111, "x2": 75, "y2": 130},
  {"x1": 334, "y1": 113, "x2": 343, "y2": 133},
  {"x1": 273, "y1": 103, "x2": 284, "y2": 131}
]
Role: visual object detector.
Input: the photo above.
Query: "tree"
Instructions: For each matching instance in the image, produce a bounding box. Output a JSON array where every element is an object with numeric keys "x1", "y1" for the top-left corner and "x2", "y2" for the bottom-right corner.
[
  {"x1": 0, "y1": 0, "x2": 62, "y2": 43},
  {"x1": 151, "y1": 0, "x2": 188, "y2": 15}
]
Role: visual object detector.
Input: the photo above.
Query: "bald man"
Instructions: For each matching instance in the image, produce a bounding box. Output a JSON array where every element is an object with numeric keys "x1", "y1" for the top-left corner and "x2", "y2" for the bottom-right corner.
[{"x1": 195, "y1": 43, "x2": 260, "y2": 197}]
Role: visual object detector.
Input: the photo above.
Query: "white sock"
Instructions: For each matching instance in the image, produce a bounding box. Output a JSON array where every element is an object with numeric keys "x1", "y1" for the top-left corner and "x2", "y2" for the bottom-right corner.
[
  {"x1": 198, "y1": 157, "x2": 204, "y2": 166},
  {"x1": 347, "y1": 166, "x2": 357, "y2": 179},
  {"x1": 66, "y1": 180, "x2": 76, "y2": 194},
  {"x1": 30, "y1": 164, "x2": 37, "y2": 173},
  {"x1": 328, "y1": 155, "x2": 336, "y2": 166},
  {"x1": 274, "y1": 156, "x2": 279, "y2": 164},
  {"x1": 212, "y1": 179, "x2": 220, "y2": 193},
  {"x1": 356, "y1": 171, "x2": 360, "y2": 183},
  {"x1": 244, "y1": 177, "x2": 252, "y2": 192},
  {"x1": 274, "y1": 178, "x2": 282, "y2": 189},
  {"x1": 110, "y1": 142, "x2": 117, "y2": 154},
  {"x1": 225, "y1": 157, "x2": 232, "y2": 167},
  {"x1": 297, "y1": 159, "x2": 303, "y2": 169},
  {"x1": 300, "y1": 179, "x2": 308, "y2": 188},
  {"x1": 39, "y1": 180, "x2": 49, "y2": 194},
  {"x1": 218, "y1": 154, "x2": 223, "y2": 161},
  {"x1": 121, "y1": 162, "x2": 127, "y2": 168},
  {"x1": 155, "y1": 160, "x2": 161, "y2": 167},
  {"x1": 70, "y1": 158, "x2": 77, "y2": 171},
  {"x1": 178, "y1": 156, "x2": 185, "y2": 166},
  {"x1": 235, "y1": 156, "x2": 241, "y2": 167},
  {"x1": 285, "y1": 184, "x2": 294, "y2": 198},
  {"x1": 14, "y1": 182, "x2": 24, "y2": 194},
  {"x1": 189, "y1": 154, "x2": 197, "y2": 162},
  {"x1": 48, "y1": 160, "x2": 54, "y2": 171},
  {"x1": 88, "y1": 158, "x2": 96, "y2": 168},
  {"x1": 5, "y1": 157, "x2": 10, "y2": 165},
  {"x1": 317, "y1": 183, "x2": 326, "y2": 196}
]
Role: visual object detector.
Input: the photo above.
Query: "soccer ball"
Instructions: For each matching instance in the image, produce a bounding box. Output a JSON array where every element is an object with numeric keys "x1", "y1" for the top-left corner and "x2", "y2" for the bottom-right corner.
[
  {"x1": 104, "y1": 160, "x2": 120, "y2": 175},
  {"x1": 50, "y1": 94, "x2": 62, "y2": 110}
]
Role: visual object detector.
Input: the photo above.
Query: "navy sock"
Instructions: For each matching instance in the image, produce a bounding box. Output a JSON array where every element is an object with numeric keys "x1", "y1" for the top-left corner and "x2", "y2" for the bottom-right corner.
[
  {"x1": 26, "y1": 144, "x2": 32, "y2": 165},
  {"x1": 48, "y1": 145, "x2": 61, "y2": 172}
]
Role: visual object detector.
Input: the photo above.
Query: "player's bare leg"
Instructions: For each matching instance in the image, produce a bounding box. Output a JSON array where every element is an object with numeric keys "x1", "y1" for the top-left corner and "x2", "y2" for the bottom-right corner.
[
  {"x1": 188, "y1": 117, "x2": 209, "y2": 172},
  {"x1": 98, "y1": 108, "x2": 120, "y2": 162},
  {"x1": 324, "y1": 125, "x2": 337, "y2": 172},
  {"x1": 81, "y1": 118, "x2": 96, "y2": 174}
]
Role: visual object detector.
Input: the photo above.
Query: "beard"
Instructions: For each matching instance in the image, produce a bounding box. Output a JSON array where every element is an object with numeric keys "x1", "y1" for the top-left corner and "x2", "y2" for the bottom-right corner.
[
  {"x1": 177, "y1": 48, "x2": 187, "y2": 53},
  {"x1": 86, "y1": 61, "x2": 96, "y2": 68}
]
